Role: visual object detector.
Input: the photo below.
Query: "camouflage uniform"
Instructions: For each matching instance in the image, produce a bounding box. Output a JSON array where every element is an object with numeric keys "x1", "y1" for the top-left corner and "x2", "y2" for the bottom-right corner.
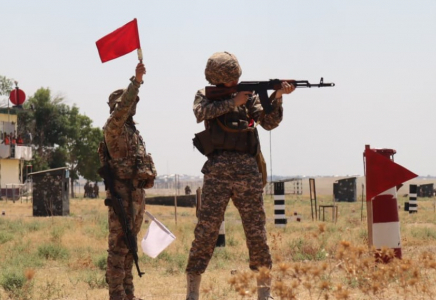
[
  {"x1": 186, "y1": 86, "x2": 283, "y2": 275},
  {"x1": 94, "y1": 182, "x2": 99, "y2": 198},
  {"x1": 100, "y1": 77, "x2": 146, "y2": 300},
  {"x1": 84, "y1": 181, "x2": 90, "y2": 198}
]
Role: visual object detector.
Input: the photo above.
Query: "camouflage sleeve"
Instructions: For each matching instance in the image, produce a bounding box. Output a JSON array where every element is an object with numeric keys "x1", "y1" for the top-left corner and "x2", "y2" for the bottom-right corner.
[
  {"x1": 248, "y1": 91, "x2": 283, "y2": 131},
  {"x1": 104, "y1": 77, "x2": 141, "y2": 133},
  {"x1": 193, "y1": 89, "x2": 235, "y2": 123}
]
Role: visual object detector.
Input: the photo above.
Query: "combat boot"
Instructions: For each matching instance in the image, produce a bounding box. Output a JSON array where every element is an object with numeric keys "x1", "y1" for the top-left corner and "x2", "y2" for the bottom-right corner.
[
  {"x1": 257, "y1": 276, "x2": 274, "y2": 300},
  {"x1": 186, "y1": 273, "x2": 201, "y2": 300}
]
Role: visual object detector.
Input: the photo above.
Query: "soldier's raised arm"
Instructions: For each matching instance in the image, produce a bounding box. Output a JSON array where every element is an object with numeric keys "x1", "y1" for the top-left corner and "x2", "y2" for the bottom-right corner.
[{"x1": 104, "y1": 62, "x2": 145, "y2": 133}]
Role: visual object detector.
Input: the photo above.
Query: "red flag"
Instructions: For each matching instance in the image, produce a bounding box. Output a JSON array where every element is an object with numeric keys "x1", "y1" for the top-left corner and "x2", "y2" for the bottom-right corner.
[
  {"x1": 96, "y1": 19, "x2": 141, "y2": 63},
  {"x1": 365, "y1": 148, "x2": 418, "y2": 201}
]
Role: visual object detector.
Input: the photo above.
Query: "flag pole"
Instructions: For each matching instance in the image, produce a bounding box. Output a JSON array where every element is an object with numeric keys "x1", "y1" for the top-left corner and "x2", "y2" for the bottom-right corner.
[{"x1": 137, "y1": 49, "x2": 143, "y2": 63}]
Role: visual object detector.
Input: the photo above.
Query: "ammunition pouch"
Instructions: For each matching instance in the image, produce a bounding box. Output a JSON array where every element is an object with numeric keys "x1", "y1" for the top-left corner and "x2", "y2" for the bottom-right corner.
[
  {"x1": 193, "y1": 130, "x2": 214, "y2": 156},
  {"x1": 135, "y1": 154, "x2": 157, "y2": 189},
  {"x1": 193, "y1": 118, "x2": 259, "y2": 156},
  {"x1": 108, "y1": 154, "x2": 156, "y2": 189}
]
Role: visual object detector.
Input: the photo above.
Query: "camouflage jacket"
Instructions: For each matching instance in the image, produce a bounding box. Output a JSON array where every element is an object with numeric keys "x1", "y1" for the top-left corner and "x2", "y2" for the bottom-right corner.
[
  {"x1": 193, "y1": 89, "x2": 283, "y2": 130},
  {"x1": 193, "y1": 89, "x2": 283, "y2": 177},
  {"x1": 99, "y1": 77, "x2": 156, "y2": 187}
]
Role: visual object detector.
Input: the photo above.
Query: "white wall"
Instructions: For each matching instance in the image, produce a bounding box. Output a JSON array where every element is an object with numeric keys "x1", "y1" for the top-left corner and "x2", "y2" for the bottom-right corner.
[{"x1": 0, "y1": 159, "x2": 20, "y2": 188}]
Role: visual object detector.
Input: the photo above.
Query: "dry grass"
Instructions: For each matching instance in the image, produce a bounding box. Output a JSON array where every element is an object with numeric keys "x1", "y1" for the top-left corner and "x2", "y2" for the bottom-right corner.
[{"x1": 1, "y1": 190, "x2": 436, "y2": 299}]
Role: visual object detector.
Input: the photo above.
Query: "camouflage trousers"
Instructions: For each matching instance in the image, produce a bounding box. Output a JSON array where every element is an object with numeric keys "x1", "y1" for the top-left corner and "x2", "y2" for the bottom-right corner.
[
  {"x1": 106, "y1": 180, "x2": 145, "y2": 300},
  {"x1": 186, "y1": 151, "x2": 272, "y2": 274}
]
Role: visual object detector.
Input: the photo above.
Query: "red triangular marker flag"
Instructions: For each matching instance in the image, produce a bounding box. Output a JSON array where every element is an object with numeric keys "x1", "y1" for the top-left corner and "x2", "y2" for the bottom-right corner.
[
  {"x1": 365, "y1": 148, "x2": 418, "y2": 201},
  {"x1": 96, "y1": 19, "x2": 141, "y2": 63}
]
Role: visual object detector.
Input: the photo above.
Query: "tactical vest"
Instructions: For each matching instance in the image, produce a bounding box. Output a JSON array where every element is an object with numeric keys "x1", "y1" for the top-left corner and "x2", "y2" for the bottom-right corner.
[
  {"x1": 193, "y1": 105, "x2": 260, "y2": 156},
  {"x1": 98, "y1": 125, "x2": 157, "y2": 189}
]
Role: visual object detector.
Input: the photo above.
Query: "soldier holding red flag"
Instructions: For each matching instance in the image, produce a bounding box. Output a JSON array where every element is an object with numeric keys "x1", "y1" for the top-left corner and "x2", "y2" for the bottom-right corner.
[{"x1": 96, "y1": 19, "x2": 156, "y2": 300}]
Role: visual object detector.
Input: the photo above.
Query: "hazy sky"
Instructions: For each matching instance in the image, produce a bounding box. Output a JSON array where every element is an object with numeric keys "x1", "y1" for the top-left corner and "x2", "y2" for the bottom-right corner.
[{"x1": 1, "y1": 1, "x2": 435, "y2": 177}]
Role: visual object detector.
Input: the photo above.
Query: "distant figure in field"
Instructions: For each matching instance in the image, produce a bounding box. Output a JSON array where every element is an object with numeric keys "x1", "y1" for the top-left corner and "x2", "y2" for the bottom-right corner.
[
  {"x1": 93, "y1": 181, "x2": 99, "y2": 198},
  {"x1": 185, "y1": 185, "x2": 191, "y2": 195},
  {"x1": 84, "y1": 181, "x2": 90, "y2": 198}
]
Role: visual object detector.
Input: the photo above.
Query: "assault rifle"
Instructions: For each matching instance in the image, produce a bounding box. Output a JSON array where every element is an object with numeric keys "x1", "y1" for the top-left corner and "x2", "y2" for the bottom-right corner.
[
  {"x1": 98, "y1": 164, "x2": 145, "y2": 277},
  {"x1": 205, "y1": 77, "x2": 335, "y2": 114}
]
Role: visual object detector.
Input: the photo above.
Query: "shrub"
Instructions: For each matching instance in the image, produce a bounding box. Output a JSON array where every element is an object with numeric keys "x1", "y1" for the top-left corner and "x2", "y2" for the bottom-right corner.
[
  {"x1": 0, "y1": 269, "x2": 33, "y2": 300},
  {"x1": 0, "y1": 232, "x2": 13, "y2": 244},
  {"x1": 94, "y1": 254, "x2": 107, "y2": 271},
  {"x1": 36, "y1": 279, "x2": 66, "y2": 300},
  {"x1": 37, "y1": 244, "x2": 69, "y2": 260},
  {"x1": 82, "y1": 270, "x2": 107, "y2": 289},
  {"x1": 50, "y1": 226, "x2": 65, "y2": 244},
  {"x1": 411, "y1": 227, "x2": 436, "y2": 240}
]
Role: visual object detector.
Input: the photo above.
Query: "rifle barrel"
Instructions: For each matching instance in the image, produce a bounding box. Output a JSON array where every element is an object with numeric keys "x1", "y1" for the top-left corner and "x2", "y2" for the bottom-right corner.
[
  {"x1": 295, "y1": 83, "x2": 336, "y2": 88},
  {"x1": 205, "y1": 78, "x2": 335, "y2": 99}
]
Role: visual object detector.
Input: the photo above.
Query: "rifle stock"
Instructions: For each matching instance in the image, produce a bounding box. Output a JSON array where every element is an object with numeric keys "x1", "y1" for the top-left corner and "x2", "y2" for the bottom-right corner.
[
  {"x1": 98, "y1": 164, "x2": 145, "y2": 277},
  {"x1": 205, "y1": 77, "x2": 335, "y2": 114}
]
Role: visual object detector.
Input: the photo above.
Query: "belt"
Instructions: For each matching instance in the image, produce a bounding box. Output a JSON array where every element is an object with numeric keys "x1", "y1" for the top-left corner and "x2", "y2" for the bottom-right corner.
[{"x1": 114, "y1": 178, "x2": 146, "y2": 189}]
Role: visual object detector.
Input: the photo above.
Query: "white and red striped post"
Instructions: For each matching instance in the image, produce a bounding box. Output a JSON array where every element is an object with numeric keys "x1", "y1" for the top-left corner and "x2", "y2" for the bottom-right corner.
[
  {"x1": 364, "y1": 145, "x2": 417, "y2": 262},
  {"x1": 371, "y1": 186, "x2": 401, "y2": 260}
]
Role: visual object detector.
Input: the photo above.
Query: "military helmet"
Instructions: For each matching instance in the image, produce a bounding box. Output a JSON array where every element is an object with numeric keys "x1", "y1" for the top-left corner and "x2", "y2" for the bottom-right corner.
[
  {"x1": 108, "y1": 89, "x2": 125, "y2": 110},
  {"x1": 205, "y1": 52, "x2": 242, "y2": 85}
]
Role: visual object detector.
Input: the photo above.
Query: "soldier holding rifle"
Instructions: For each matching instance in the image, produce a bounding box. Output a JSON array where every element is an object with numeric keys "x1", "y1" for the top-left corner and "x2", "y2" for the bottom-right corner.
[{"x1": 186, "y1": 51, "x2": 295, "y2": 300}]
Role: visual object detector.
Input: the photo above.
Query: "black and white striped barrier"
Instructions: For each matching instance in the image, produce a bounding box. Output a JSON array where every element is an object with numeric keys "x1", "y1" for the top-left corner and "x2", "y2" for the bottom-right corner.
[
  {"x1": 216, "y1": 220, "x2": 225, "y2": 247},
  {"x1": 274, "y1": 182, "x2": 287, "y2": 227},
  {"x1": 409, "y1": 184, "x2": 418, "y2": 214}
]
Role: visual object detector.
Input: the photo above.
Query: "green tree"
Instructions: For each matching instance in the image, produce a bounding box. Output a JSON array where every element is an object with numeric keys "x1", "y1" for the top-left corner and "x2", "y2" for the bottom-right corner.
[
  {"x1": 19, "y1": 88, "x2": 69, "y2": 158},
  {"x1": 0, "y1": 76, "x2": 14, "y2": 96},
  {"x1": 17, "y1": 88, "x2": 103, "y2": 197},
  {"x1": 0, "y1": 75, "x2": 14, "y2": 107},
  {"x1": 62, "y1": 105, "x2": 103, "y2": 197}
]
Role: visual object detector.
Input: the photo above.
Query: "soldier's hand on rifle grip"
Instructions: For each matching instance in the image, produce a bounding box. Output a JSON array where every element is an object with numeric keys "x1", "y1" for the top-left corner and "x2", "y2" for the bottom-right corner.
[
  {"x1": 135, "y1": 62, "x2": 146, "y2": 83},
  {"x1": 233, "y1": 91, "x2": 252, "y2": 107},
  {"x1": 275, "y1": 82, "x2": 295, "y2": 99}
]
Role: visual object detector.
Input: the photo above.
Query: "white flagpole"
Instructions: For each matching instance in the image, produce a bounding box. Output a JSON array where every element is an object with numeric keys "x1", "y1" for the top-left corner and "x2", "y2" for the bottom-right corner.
[{"x1": 137, "y1": 48, "x2": 143, "y2": 63}]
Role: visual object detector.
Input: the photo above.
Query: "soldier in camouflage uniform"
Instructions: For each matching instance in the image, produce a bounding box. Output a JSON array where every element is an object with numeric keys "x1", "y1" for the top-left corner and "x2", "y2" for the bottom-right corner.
[
  {"x1": 93, "y1": 181, "x2": 100, "y2": 198},
  {"x1": 186, "y1": 52, "x2": 295, "y2": 300},
  {"x1": 98, "y1": 62, "x2": 155, "y2": 300},
  {"x1": 84, "y1": 181, "x2": 90, "y2": 198}
]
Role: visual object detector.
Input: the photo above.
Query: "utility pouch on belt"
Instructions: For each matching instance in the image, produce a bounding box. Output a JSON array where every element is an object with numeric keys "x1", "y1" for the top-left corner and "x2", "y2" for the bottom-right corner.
[
  {"x1": 193, "y1": 130, "x2": 214, "y2": 156},
  {"x1": 135, "y1": 154, "x2": 157, "y2": 189},
  {"x1": 104, "y1": 198, "x2": 112, "y2": 207},
  {"x1": 108, "y1": 154, "x2": 156, "y2": 189},
  {"x1": 256, "y1": 150, "x2": 268, "y2": 188}
]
